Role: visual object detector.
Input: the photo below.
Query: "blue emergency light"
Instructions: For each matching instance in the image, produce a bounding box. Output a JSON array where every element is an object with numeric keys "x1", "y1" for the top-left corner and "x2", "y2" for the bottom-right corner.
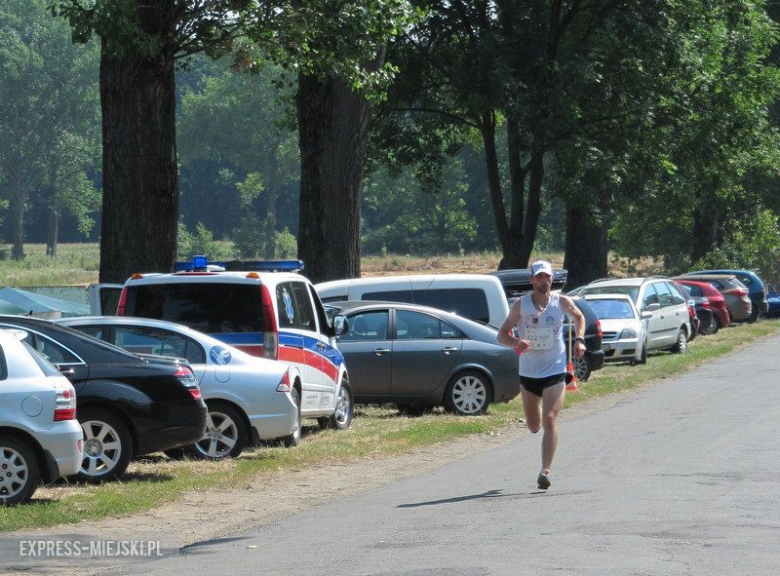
[{"x1": 173, "y1": 256, "x2": 305, "y2": 273}]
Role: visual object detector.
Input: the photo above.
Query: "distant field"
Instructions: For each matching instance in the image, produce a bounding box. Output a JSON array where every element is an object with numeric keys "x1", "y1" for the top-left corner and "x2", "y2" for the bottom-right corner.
[
  {"x1": 0, "y1": 243, "x2": 663, "y2": 286},
  {"x1": 0, "y1": 244, "x2": 100, "y2": 287}
]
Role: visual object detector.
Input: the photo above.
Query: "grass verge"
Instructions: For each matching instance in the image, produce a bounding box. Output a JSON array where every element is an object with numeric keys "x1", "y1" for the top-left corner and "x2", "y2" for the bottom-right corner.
[{"x1": 3, "y1": 318, "x2": 778, "y2": 531}]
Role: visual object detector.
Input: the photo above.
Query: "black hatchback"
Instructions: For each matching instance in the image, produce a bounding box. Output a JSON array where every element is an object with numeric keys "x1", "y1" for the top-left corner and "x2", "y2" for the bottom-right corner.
[{"x1": 0, "y1": 315, "x2": 207, "y2": 483}]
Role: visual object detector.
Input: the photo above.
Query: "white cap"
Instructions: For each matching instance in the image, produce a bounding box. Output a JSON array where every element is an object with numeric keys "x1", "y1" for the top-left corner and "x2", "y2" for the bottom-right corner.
[{"x1": 531, "y1": 260, "x2": 553, "y2": 276}]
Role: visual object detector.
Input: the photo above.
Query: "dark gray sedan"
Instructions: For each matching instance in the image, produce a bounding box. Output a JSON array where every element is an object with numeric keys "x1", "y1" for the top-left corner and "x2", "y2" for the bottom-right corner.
[{"x1": 326, "y1": 301, "x2": 520, "y2": 415}]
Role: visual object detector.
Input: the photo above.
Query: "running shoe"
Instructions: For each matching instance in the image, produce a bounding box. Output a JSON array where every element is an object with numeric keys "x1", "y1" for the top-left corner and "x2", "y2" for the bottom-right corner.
[{"x1": 537, "y1": 470, "x2": 552, "y2": 490}]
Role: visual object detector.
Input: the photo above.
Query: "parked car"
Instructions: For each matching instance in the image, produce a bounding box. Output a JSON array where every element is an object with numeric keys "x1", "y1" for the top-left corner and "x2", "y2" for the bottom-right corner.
[
  {"x1": 681, "y1": 269, "x2": 767, "y2": 322},
  {"x1": 562, "y1": 297, "x2": 605, "y2": 382},
  {"x1": 117, "y1": 257, "x2": 352, "y2": 431},
  {"x1": 673, "y1": 279, "x2": 730, "y2": 333},
  {"x1": 678, "y1": 274, "x2": 751, "y2": 322},
  {"x1": 765, "y1": 284, "x2": 780, "y2": 318},
  {"x1": 57, "y1": 316, "x2": 301, "y2": 458},
  {"x1": 324, "y1": 301, "x2": 520, "y2": 415},
  {"x1": 576, "y1": 276, "x2": 692, "y2": 354},
  {"x1": 315, "y1": 273, "x2": 510, "y2": 329},
  {"x1": 489, "y1": 268, "x2": 568, "y2": 299},
  {"x1": 0, "y1": 316, "x2": 207, "y2": 483},
  {"x1": 677, "y1": 285, "x2": 715, "y2": 335},
  {"x1": 0, "y1": 330, "x2": 83, "y2": 505},
  {"x1": 582, "y1": 294, "x2": 647, "y2": 364}
]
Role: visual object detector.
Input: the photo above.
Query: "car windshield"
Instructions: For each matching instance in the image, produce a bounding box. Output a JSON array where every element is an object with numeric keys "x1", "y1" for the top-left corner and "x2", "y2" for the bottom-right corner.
[
  {"x1": 587, "y1": 299, "x2": 635, "y2": 320},
  {"x1": 580, "y1": 285, "x2": 639, "y2": 301}
]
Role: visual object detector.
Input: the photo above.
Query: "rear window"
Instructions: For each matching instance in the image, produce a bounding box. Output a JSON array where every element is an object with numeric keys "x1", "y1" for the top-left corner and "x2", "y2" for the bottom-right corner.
[
  {"x1": 363, "y1": 288, "x2": 489, "y2": 324},
  {"x1": 581, "y1": 285, "x2": 639, "y2": 301},
  {"x1": 124, "y1": 283, "x2": 263, "y2": 333}
]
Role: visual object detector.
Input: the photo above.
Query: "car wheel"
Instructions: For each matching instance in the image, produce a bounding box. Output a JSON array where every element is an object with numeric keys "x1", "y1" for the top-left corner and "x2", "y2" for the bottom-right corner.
[
  {"x1": 632, "y1": 339, "x2": 648, "y2": 365},
  {"x1": 701, "y1": 315, "x2": 720, "y2": 336},
  {"x1": 397, "y1": 404, "x2": 431, "y2": 416},
  {"x1": 671, "y1": 329, "x2": 687, "y2": 354},
  {"x1": 745, "y1": 306, "x2": 759, "y2": 324},
  {"x1": 572, "y1": 354, "x2": 592, "y2": 382},
  {"x1": 77, "y1": 408, "x2": 133, "y2": 483},
  {"x1": 325, "y1": 381, "x2": 353, "y2": 430},
  {"x1": 444, "y1": 370, "x2": 491, "y2": 415},
  {"x1": 281, "y1": 389, "x2": 302, "y2": 448},
  {"x1": 163, "y1": 448, "x2": 186, "y2": 460},
  {"x1": 0, "y1": 435, "x2": 41, "y2": 506},
  {"x1": 186, "y1": 404, "x2": 247, "y2": 459}
]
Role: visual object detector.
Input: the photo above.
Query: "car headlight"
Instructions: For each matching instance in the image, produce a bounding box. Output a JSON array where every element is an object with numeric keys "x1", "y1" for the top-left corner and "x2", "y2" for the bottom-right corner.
[{"x1": 619, "y1": 328, "x2": 637, "y2": 339}]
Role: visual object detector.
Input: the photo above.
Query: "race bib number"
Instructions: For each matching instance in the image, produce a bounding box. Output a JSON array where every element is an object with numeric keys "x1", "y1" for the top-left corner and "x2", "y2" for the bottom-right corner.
[{"x1": 525, "y1": 326, "x2": 554, "y2": 350}]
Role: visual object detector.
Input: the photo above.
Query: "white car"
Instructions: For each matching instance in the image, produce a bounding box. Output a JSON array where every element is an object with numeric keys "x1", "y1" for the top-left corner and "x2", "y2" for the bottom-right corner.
[
  {"x1": 583, "y1": 294, "x2": 648, "y2": 364},
  {"x1": 0, "y1": 329, "x2": 82, "y2": 505},
  {"x1": 57, "y1": 316, "x2": 300, "y2": 459}
]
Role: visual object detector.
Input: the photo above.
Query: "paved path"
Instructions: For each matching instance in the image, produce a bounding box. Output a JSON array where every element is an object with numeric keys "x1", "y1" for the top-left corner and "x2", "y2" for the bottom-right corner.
[{"x1": 6, "y1": 335, "x2": 780, "y2": 576}]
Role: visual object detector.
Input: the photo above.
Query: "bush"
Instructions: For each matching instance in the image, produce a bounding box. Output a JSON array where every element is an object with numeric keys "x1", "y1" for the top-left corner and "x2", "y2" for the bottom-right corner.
[{"x1": 177, "y1": 222, "x2": 234, "y2": 261}]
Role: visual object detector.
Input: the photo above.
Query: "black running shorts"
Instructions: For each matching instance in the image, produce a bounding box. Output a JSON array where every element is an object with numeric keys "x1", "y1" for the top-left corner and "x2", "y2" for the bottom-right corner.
[{"x1": 519, "y1": 373, "x2": 566, "y2": 398}]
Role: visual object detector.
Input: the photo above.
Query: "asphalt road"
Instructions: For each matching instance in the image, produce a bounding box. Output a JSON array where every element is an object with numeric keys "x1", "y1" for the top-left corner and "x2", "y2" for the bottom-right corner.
[{"x1": 8, "y1": 334, "x2": 780, "y2": 576}]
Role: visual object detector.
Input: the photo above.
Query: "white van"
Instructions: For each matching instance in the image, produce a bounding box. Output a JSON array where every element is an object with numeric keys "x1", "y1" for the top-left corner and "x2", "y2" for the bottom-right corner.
[{"x1": 314, "y1": 274, "x2": 510, "y2": 329}]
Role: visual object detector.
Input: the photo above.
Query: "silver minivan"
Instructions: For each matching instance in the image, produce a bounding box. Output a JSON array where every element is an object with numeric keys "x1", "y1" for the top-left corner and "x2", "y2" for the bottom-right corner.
[{"x1": 577, "y1": 277, "x2": 692, "y2": 354}]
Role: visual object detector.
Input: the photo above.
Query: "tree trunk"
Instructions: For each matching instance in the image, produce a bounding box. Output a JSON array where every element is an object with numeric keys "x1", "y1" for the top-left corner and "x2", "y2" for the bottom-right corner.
[
  {"x1": 47, "y1": 191, "x2": 59, "y2": 257},
  {"x1": 11, "y1": 188, "x2": 25, "y2": 261},
  {"x1": 263, "y1": 138, "x2": 280, "y2": 260},
  {"x1": 480, "y1": 113, "x2": 510, "y2": 264},
  {"x1": 519, "y1": 141, "x2": 545, "y2": 265},
  {"x1": 563, "y1": 203, "x2": 609, "y2": 289},
  {"x1": 690, "y1": 184, "x2": 719, "y2": 264},
  {"x1": 47, "y1": 163, "x2": 59, "y2": 256},
  {"x1": 98, "y1": 39, "x2": 178, "y2": 283},
  {"x1": 296, "y1": 74, "x2": 372, "y2": 284}
]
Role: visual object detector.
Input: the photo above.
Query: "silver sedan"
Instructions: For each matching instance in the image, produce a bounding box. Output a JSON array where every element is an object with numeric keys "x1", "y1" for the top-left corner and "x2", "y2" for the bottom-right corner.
[
  {"x1": 326, "y1": 301, "x2": 520, "y2": 415},
  {"x1": 57, "y1": 316, "x2": 300, "y2": 459}
]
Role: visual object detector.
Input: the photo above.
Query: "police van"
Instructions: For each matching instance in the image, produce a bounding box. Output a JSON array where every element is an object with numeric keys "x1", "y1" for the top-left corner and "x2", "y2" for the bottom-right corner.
[{"x1": 115, "y1": 257, "x2": 352, "y2": 429}]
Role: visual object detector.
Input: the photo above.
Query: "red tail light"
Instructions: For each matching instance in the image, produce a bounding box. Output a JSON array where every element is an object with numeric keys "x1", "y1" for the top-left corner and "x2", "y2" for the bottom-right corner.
[
  {"x1": 260, "y1": 285, "x2": 278, "y2": 360},
  {"x1": 54, "y1": 388, "x2": 77, "y2": 421},
  {"x1": 174, "y1": 366, "x2": 202, "y2": 400},
  {"x1": 276, "y1": 370, "x2": 292, "y2": 393},
  {"x1": 116, "y1": 287, "x2": 128, "y2": 316},
  {"x1": 595, "y1": 319, "x2": 603, "y2": 340},
  {"x1": 688, "y1": 305, "x2": 696, "y2": 319},
  {"x1": 702, "y1": 300, "x2": 711, "y2": 309}
]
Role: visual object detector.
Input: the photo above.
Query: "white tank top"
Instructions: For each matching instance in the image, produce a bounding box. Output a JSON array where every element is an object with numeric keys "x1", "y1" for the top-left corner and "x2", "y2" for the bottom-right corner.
[{"x1": 516, "y1": 292, "x2": 567, "y2": 378}]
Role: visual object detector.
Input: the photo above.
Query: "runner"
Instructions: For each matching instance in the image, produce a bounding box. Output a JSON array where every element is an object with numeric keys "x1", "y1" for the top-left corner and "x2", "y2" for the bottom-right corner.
[{"x1": 497, "y1": 260, "x2": 586, "y2": 489}]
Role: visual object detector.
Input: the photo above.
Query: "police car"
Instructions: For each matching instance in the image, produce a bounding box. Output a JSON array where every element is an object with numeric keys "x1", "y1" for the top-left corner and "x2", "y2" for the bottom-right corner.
[{"x1": 114, "y1": 257, "x2": 353, "y2": 430}]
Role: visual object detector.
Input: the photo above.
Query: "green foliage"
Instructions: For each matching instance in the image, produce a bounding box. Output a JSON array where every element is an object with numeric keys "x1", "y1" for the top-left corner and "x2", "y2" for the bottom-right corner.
[
  {"x1": 692, "y1": 210, "x2": 780, "y2": 283},
  {"x1": 232, "y1": 218, "x2": 297, "y2": 260},
  {"x1": 0, "y1": 0, "x2": 101, "y2": 248},
  {"x1": 248, "y1": 0, "x2": 418, "y2": 100},
  {"x1": 177, "y1": 222, "x2": 234, "y2": 261}
]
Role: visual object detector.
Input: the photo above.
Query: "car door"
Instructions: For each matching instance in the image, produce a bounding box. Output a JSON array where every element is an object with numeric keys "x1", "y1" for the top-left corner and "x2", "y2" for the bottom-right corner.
[
  {"x1": 664, "y1": 281, "x2": 690, "y2": 339},
  {"x1": 390, "y1": 310, "x2": 462, "y2": 397},
  {"x1": 638, "y1": 284, "x2": 666, "y2": 349},
  {"x1": 653, "y1": 281, "x2": 679, "y2": 346},
  {"x1": 275, "y1": 281, "x2": 318, "y2": 409},
  {"x1": 337, "y1": 309, "x2": 392, "y2": 399}
]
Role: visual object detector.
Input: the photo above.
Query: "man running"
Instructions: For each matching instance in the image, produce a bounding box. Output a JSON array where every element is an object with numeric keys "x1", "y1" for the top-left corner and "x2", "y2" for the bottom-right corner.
[{"x1": 497, "y1": 260, "x2": 586, "y2": 490}]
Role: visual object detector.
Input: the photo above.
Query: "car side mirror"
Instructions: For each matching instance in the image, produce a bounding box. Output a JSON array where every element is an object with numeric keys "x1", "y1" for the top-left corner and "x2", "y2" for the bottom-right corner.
[
  {"x1": 332, "y1": 315, "x2": 348, "y2": 336},
  {"x1": 640, "y1": 311, "x2": 653, "y2": 320},
  {"x1": 643, "y1": 303, "x2": 661, "y2": 312}
]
